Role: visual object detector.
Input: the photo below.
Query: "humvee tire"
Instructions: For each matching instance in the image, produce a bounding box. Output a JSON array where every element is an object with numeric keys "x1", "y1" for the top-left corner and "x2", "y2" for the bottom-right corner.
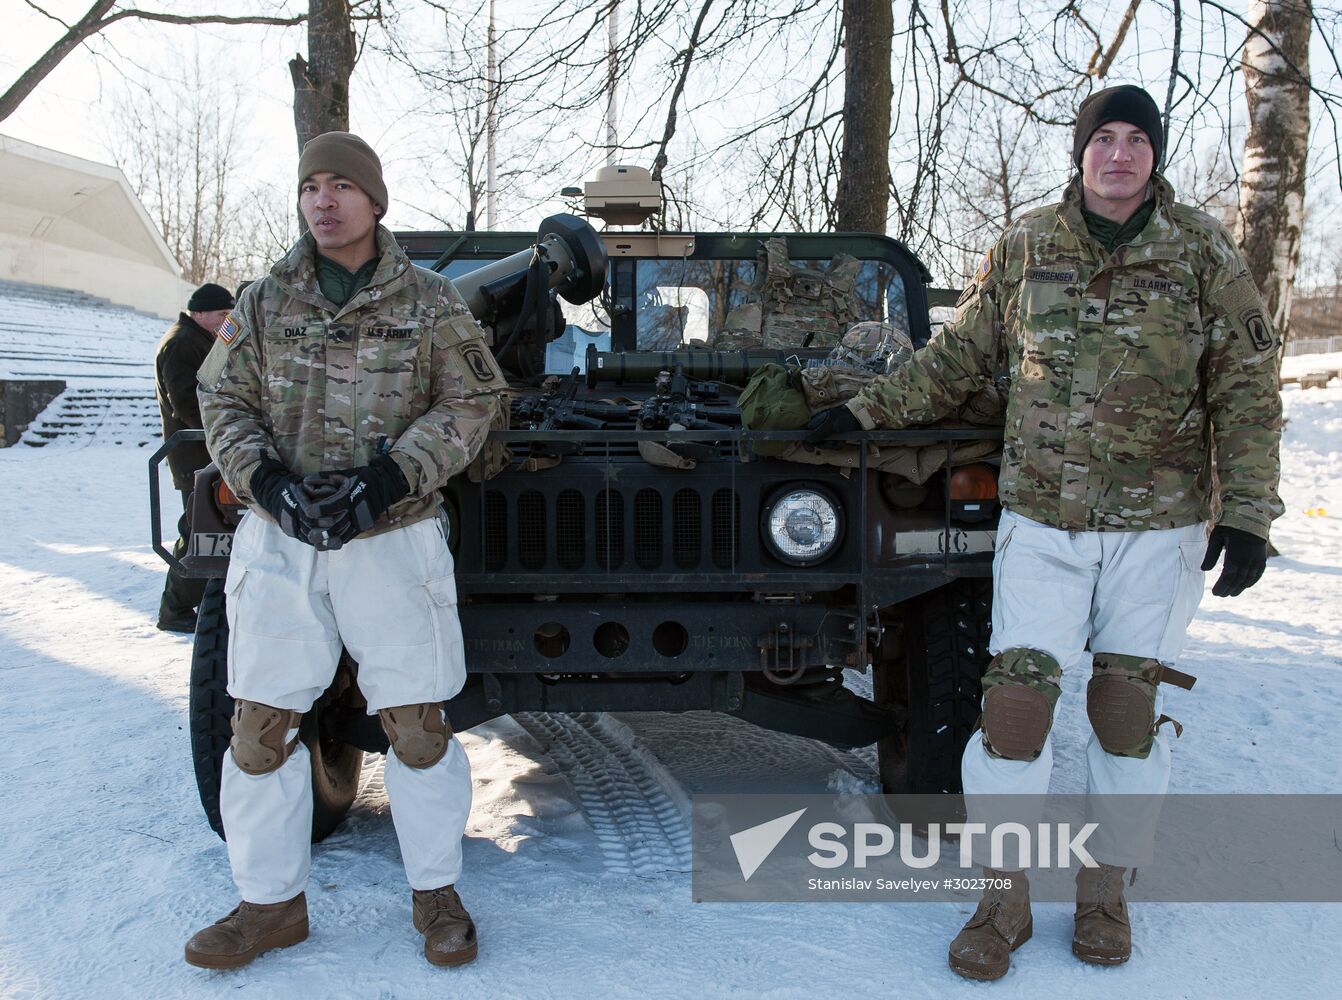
[
  {"x1": 873, "y1": 578, "x2": 992, "y2": 795},
  {"x1": 189, "y1": 578, "x2": 364, "y2": 842}
]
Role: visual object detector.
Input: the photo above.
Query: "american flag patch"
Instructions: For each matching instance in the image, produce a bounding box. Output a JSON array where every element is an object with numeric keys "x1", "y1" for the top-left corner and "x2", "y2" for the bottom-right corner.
[
  {"x1": 218, "y1": 313, "x2": 240, "y2": 344},
  {"x1": 975, "y1": 252, "x2": 993, "y2": 284}
]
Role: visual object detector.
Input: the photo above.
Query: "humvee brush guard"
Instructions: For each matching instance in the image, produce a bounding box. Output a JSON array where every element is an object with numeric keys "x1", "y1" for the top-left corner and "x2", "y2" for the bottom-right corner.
[{"x1": 150, "y1": 165, "x2": 1003, "y2": 841}]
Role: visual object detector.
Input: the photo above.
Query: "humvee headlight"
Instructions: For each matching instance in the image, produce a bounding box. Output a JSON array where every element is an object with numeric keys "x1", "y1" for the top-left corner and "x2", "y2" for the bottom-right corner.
[{"x1": 764, "y1": 489, "x2": 841, "y2": 565}]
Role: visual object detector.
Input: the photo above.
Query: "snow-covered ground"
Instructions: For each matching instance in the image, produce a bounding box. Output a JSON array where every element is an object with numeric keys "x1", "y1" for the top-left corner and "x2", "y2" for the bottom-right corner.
[{"x1": 0, "y1": 381, "x2": 1338, "y2": 999}]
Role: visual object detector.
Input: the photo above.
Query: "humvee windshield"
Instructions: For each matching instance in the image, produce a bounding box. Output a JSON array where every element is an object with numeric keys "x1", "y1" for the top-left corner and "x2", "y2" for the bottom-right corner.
[{"x1": 429, "y1": 255, "x2": 912, "y2": 375}]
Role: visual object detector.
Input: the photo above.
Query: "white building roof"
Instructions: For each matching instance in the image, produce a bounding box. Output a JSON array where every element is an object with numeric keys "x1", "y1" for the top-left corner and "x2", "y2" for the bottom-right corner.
[{"x1": 0, "y1": 135, "x2": 193, "y2": 318}]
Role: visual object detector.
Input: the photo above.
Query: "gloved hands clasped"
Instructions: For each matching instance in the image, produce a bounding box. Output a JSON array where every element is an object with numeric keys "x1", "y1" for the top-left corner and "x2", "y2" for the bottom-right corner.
[
  {"x1": 249, "y1": 451, "x2": 411, "y2": 549},
  {"x1": 1200, "y1": 525, "x2": 1267, "y2": 598},
  {"x1": 250, "y1": 451, "x2": 313, "y2": 542}
]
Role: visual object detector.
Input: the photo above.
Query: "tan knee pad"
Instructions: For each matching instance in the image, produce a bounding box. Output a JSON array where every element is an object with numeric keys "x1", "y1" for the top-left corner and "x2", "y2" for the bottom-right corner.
[
  {"x1": 980, "y1": 648, "x2": 1062, "y2": 761},
  {"x1": 1088, "y1": 652, "x2": 1160, "y2": 758},
  {"x1": 379, "y1": 702, "x2": 452, "y2": 769},
  {"x1": 230, "y1": 700, "x2": 303, "y2": 775}
]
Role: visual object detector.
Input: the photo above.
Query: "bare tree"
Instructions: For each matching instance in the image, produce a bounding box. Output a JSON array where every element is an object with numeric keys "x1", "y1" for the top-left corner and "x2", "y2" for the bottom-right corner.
[
  {"x1": 292, "y1": 0, "x2": 359, "y2": 148},
  {"x1": 372, "y1": 3, "x2": 559, "y2": 228},
  {"x1": 1235, "y1": 0, "x2": 1312, "y2": 349},
  {"x1": 834, "y1": 0, "x2": 893, "y2": 232},
  {"x1": 1, "y1": 1, "x2": 306, "y2": 123},
  {"x1": 102, "y1": 60, "x2": 294, "y2": 289}
]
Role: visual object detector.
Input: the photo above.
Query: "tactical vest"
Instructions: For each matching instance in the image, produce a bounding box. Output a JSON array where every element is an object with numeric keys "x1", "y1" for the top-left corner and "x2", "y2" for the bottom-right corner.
[
  {"x1": 712, "y1": 238, "x2": 861, "y2": 350},
  {"x1": 756, "y1": 238, "x2": 861, "y2": 349}
]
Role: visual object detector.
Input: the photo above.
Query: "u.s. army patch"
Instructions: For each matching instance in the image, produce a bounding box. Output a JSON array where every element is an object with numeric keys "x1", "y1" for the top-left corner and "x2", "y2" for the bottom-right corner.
[
  {"x1": 1122, "y1": 275, "x2": 1184, "y2": 296},
  {"x1": 218, "y1": 313, "x2": 241, "y2": 344},
  {"x1": 975, "y1": 252, "x2": 993, "y2": 285}
]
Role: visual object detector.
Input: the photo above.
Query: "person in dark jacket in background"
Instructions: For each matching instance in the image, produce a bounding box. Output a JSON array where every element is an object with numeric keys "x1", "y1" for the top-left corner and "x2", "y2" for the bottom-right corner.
[{"x1": 154, "y1": 282, "x2": 234, "y2": 632}]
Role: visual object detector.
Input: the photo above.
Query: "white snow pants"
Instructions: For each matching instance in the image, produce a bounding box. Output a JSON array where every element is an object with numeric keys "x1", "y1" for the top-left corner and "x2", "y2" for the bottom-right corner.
[
  {"x1": 220, "y1": 513, "x2": 472, "y2": 903},
  {"x1": 961, "y1": 508, "x2": 1208, "y2": 868}
]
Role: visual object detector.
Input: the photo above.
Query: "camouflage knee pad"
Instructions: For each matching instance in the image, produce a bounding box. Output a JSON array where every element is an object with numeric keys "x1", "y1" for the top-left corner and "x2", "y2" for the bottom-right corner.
[
  {"x1": 980, "y1": 648, "x2": 1062, "y2": 761},
  {"x1": 230, "y1": 700, "x2": 303, "y2": 775},
  {"x1": 1087, "y1": 652, "x2": 1160, "y2": 758},
  {"x1": 378, "y1": 703, "x2": 452, "y2": 769}
]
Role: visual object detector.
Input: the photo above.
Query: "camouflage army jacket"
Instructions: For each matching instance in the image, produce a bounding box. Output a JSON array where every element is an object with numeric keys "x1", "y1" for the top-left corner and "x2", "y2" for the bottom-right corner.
[
  {"x1": 847, "y1": 175, "x2": 1283, "y2": 538},
  {"x1": 197, "y1": 226, "x2": 507, "y2": 536}
]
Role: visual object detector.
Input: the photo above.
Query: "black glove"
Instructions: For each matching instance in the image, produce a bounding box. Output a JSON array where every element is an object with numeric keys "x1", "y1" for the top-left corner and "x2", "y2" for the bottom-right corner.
[
  {"x1": 249, "y1": 451, "x2": 317, "y2": 543},
  {"x1": 804, "y1": 404, "x2": 862, "y2": 443},
  {"x1": 304, "y1": 455, "x2": 411, "y2": 545},
  {"x1": 1200, "y1": 525, "x2": 1267, "y2": 598}
]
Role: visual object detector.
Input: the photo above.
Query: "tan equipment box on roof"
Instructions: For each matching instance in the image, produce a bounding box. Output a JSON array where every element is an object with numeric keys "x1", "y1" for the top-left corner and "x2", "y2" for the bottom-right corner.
[{"x1": 583, "y1": 165, "x2": 661, "y2": 226}]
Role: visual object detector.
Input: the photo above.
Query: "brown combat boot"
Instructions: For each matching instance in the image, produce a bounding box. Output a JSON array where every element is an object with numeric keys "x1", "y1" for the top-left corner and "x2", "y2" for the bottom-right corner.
[
  {"x1": 1073, "y1": 863, "x2": 1132, "y2": 964},
  {"x1": 948, "y1": 870, "x2": 1032, "y2": 980},
  {"x1": 412, "y1": 884, "x2": 478, "y2": 967},
  {"x1": 184, "y1": 894, "x2": 309, "y2": 969}
]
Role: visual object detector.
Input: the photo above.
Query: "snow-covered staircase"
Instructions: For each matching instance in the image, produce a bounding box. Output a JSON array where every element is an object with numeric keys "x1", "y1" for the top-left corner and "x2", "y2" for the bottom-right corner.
[
  {"x1": 19, "y1": 385, "x2": 160, "y2": 447},
  {"x1": 0, "y1": 280, "x2": 169, "y2": 447}
]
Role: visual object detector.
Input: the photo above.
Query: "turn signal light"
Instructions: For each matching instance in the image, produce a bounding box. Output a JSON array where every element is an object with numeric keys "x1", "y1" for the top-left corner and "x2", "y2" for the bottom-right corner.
[
  {"x1": 949, "y1": 464, "x2": 998, "y2": 501},
  {"x1": 215, "y1": 478, "x2": 243, "y2": 508}
]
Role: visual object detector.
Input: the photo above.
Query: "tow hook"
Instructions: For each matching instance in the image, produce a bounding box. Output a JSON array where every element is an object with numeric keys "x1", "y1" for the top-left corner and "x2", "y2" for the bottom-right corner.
[{"x1": 758, "y1": 623, "x2": 814, "y2": 685}]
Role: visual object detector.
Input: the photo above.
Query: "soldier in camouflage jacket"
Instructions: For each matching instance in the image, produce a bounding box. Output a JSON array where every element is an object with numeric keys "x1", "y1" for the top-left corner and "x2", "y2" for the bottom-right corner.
[
  {"x1": 811, "y1": 86, "x2": 1283, "y2": 979},
  {"x1": 187, "y1": 132, "x2": 501, "y2": 972},
  {"x1": 841, "y1": 172, "x2": 1282, "y2": 537},
  {"x1": 197, "y1": 226, "x2": 504, "y2": 525}
]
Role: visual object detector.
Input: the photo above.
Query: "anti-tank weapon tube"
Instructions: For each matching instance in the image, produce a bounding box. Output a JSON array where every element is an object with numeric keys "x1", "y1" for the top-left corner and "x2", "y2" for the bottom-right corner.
[{"x1": 585, "y1": 344, "x2": 831, "y2": 388}]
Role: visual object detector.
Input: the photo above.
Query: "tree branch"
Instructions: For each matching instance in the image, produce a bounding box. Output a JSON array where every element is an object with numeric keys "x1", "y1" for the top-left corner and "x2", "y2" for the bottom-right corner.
[
  {"x1": 1, "y1": 2, "x2": 305, "y2": 123},
  {"x1": 1091, "y1": 0, "x2": 1142, "y2": 79},
  {"x1": 651, "y1": 0, "x2": 715, "y2": 182},
  {"x1": 1, "y1": 1, "x2": 114, "y2": 122}
]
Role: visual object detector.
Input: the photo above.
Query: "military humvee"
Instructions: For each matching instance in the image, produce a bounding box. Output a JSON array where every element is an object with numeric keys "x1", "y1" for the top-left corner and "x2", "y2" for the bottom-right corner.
[{"x1": 151, "y1": 166, "x2": 1002, "y2": 841}]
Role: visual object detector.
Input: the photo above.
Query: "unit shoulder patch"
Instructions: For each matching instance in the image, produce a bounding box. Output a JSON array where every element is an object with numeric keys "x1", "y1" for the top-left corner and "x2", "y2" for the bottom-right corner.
[
  {"x1": 1240, "y1": 307, "x2": 1276, "y2": 353},
  {"x1": 455, "y1": 341, "x2": 505, "y2": 390}
]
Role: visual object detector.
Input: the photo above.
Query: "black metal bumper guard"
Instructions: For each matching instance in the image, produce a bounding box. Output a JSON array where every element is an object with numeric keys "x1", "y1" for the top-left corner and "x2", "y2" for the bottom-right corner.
[
  {"x1": 149, "y1": 426, "x2": 1002, "y2": 578},
  {"x1": 148, "y1": 429, "x2": 206, "y2": 574}
]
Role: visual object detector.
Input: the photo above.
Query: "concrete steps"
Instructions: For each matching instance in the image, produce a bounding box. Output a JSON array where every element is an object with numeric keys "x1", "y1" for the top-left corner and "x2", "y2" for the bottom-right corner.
[{"x1": 21, "y1": 386, "x2": 160, "y2": 447}]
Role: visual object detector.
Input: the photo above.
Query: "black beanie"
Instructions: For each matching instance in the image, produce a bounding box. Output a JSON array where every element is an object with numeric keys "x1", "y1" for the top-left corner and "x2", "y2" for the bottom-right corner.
[
  {"x1": 187, "y1": 282, "x2": 235, "y2": 312},
  {"x1": 1073, "y1": 85, "x2": 1164, "y2": 168}
]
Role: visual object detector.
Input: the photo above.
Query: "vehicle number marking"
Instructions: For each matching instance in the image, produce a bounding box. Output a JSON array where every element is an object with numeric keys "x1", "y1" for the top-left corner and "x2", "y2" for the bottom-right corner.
[
  {"x1": 192, "y1": 532, "x2": 233, "y2": 557},
  {"x1": 899, "y1": 529, "x2": 996, "y2": 556}
]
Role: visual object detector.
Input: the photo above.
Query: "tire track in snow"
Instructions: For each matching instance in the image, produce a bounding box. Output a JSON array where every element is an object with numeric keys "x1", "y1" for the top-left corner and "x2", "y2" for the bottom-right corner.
[{"x1": 512, "y1": 712, "x2": 692, "y2": 876}]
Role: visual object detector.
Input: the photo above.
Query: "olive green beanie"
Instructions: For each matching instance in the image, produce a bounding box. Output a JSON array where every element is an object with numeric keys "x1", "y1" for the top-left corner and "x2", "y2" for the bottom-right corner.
[{"x1": 297, "y1": 131, "x2": 389, "y2": 216}]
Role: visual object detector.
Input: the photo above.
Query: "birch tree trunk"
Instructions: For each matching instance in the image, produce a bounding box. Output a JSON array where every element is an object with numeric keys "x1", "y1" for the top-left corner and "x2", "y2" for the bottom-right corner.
[
  {"x1": 834, "y1": 0, "x2": 893, "y2": 233},
  {"x1": 1236, "y1": 0, "x2": 1312, "y2": 350},
  {"x1": 290, "y1": 0, "x2": 357, "y2": 151}
]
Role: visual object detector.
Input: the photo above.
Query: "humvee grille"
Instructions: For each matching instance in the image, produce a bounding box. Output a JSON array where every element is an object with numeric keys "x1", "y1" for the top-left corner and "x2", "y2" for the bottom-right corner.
[
  {"x1": 518, "y1": 490, "x2": 546, "y2": 569},
  {"x1": 484, "y1": 491, "x2": 507, "y2": 571},
  {"x1": 712, "y1": 489, "x2": 741, "y2": 569},
  {"x1": 473, "y1": 485, "x2": 745, "y2": 574},
  {"x1": 634, "y1": 489, "x2": 662, "y2": 568},
  {"x1": 557, "y1": 490, "x2": 585, "y2": 569},
  {"x1": 595, "y1": 489, "x2": 624, "y2": 569},
  {"x1": 673, "y1": 489, "x2": 700, "y2": 568}
]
